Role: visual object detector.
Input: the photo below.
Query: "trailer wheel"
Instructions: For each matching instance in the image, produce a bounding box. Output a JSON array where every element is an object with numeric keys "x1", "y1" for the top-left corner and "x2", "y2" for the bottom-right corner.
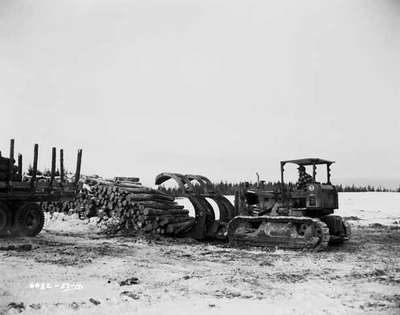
[
  {"x1": 0, "y1": 202, "x2": 9, "y2": 235},
  {"x1": 15, "y1": 203, "x2": 44, "y2": 236}
]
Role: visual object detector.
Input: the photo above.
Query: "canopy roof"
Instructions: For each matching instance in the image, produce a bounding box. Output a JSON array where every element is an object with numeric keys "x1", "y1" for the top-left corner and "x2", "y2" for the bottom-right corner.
[{"x1": 281, "y1": 158, "x2": 334, "y2": 166}]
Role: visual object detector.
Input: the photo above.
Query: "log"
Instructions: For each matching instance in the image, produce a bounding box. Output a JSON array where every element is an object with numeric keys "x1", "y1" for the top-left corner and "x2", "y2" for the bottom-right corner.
[
  {"x1": 50, "y1": 147, "x2": 56, "y2": 187},
  {"x1": 114, "y1": 177, "x2": 140, "y2": 182},
  {"x1": 166, "y1": 218, "x2": 195, "y2": 235},
  {"x1": 118, "y1": 186, "x2": 169, "y2": 196},
  {"x1": 60, "y1": 149, "x2": 64, "y2": 183},
  {"x1": 143, "y1": 208, "x2": 189, "y2": 216},
  {"x1": 30, "y1": 144, "x2": 38, "y2": 188},
  {"x1": 137, "y1": 201, "x2": 184, "y2": 210},
  {"x1": 158, "y1": 216, "x2": 193, "y2": 226},
  {"x1": 126, "y1": 193, "x2": 174, "y2": 202}
]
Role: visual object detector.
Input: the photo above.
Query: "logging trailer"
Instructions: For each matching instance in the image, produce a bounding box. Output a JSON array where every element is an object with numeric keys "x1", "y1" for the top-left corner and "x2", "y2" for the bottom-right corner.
[{"x1": 0, "y1": 139, "x2": 82, "y2": 237}]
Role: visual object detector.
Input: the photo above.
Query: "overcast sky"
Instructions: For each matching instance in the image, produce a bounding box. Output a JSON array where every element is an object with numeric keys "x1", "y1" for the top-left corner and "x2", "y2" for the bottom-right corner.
[{"x1": 1, "y1": 0, "x2": 399, "y2": 187}]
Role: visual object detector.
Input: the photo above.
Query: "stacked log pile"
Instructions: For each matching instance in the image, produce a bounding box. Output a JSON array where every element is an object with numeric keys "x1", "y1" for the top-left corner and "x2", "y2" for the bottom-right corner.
[{"x1": 41, "y1": 179, "x2": 195, "y2": 236}]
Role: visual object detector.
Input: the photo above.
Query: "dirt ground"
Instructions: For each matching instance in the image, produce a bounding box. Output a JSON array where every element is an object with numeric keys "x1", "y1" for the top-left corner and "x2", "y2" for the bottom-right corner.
[{"x1": 0, "y1": 216, "x2": 399, "y2": 315}]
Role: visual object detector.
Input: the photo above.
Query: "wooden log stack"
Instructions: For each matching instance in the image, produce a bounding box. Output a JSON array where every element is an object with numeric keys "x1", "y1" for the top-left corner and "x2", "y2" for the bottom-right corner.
[{"x1": 41, "y1": 179, "x2": 194, "y2": 236}]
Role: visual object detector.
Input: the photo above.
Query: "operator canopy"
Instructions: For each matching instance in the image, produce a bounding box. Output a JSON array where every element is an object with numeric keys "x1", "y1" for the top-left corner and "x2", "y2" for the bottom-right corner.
[{"x1": 281, "y1": 158, "x2": 334, "y2": 166}]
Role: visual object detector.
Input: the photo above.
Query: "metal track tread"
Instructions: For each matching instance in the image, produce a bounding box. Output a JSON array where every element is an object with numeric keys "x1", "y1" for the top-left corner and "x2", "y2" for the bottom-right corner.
[{"x1": 227, "y1": 216, "x2": 330, "y2": 251}]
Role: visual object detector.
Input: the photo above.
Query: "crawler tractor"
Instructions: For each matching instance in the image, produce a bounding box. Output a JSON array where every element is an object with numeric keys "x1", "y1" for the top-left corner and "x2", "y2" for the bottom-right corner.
[
  {"x1": 0, "y1": 139, "x2": 82, "y2": 237},
  {"x1": 228, "y1": 158, "x2": 350, "y2": 251}
]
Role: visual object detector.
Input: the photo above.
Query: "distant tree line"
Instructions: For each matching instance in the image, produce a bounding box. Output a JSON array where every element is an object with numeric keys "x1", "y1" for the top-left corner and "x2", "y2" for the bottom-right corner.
[
  {"x1": 27, "y1": 165, "x2": 74, "y2": 177},
  {"x1": 27, "y1": 165, "x2": 59, "y2": 177},
  {"x1": 335, "y1": 184, "x2": 395, "y2": 192},
  {"x1": 159, "y1": 180, "x2": 399, "y2": 195}
]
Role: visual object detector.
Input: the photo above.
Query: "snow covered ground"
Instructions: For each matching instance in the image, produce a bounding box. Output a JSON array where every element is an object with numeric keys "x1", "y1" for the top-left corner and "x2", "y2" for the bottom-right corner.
[
  {"x1": 0, "y1": 193, "x2": 399, "y2": 315},
  {"x1": 338, "y1": 192, "x2": 400, "y2": 226},
  {"x1": 43, "y1": 213, "x2": 99, "y2": 235}
]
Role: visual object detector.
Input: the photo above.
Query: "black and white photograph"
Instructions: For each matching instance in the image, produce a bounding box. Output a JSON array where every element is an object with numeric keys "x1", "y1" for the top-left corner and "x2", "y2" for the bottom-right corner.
[{"x1": 0, "y1": 0, "x2": 399, "y2": 314}]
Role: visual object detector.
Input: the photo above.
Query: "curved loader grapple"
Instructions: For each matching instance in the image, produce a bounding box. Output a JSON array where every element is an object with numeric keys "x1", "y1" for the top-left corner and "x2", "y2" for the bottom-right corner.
[{"x1": 155, "y1": 173, "x2": 237, "y2": 240}]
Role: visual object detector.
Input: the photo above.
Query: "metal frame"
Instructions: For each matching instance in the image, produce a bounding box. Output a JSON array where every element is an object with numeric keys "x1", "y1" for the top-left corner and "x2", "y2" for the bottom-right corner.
[
  {"x1": 280, "y1": 158, "x2": 335, "y2": 198},
  {"x1": 0, "y1": 139, "x2": 83, "y2": 202}
]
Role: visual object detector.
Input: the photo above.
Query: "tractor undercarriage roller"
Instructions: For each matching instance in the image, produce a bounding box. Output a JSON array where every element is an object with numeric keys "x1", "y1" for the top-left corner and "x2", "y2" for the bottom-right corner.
[{"x1": 227, "y1": 216, "x2": 330, "y2": 251}]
